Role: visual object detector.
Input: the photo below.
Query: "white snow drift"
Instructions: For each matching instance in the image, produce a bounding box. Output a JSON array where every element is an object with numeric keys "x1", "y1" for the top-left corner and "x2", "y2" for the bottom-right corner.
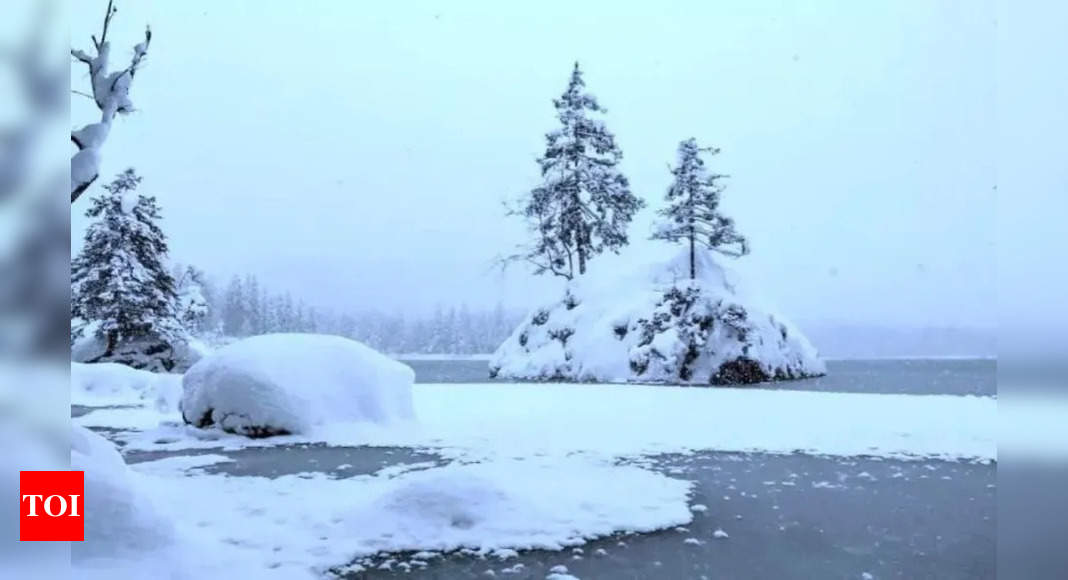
[
  {"x1": 71, "y1": 362, "x2": 182, "y2": 411},
  {"x1": 71, "y1": 426, "x2": 174, "y2": 563},
  {"x1": 180, "y1": 334, "x2": 415, "y2": 437},
  {"x1": 113, "y1": 456, "x2": 691, "y2": 578},
  {"x1": 492, "y1": 245, "x2": 825, "y2": 384}
]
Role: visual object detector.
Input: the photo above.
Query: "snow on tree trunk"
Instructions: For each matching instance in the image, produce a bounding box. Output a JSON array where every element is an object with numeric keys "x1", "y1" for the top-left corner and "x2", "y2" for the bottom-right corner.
[{"x1": 70, "y1": 1, "x2": 152, "y2": 203}]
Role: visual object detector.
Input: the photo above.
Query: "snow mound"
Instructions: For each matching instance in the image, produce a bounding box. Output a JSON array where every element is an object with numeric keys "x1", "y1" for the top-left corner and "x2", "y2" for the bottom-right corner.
[
  {"x1": 71, "y1": 426, "x2": 174, "y2": 562},
  {"x1": 71, "y1": 362, "x2": 182, "y2": 411},
  {"x1": 180, "y1": 333, "x2": 416, "y2": 437},
  {"x1": 344, "y1": 458, "x2": 693, "y2": 554},
  {"x1": 491, "y1": 245, "x2": 825, "y2": 384}
]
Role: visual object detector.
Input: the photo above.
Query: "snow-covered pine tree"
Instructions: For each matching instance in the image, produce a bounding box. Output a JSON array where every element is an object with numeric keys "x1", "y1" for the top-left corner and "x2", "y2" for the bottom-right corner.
[
  {"x1": 71, "y1": 168, "x2": 187, "y2": 371},
  {"x1": 652, "y1": 138, "x2": 749, "y2": 279},
  {"x1": 244, "y1": 274, "x2": 262, "y2": 334},
  {"x1": 222, "y1": 276, "x2": 245, "y2": 336},
  {"x1": 278, "y1": 292, "x2": 295, "y2": 332},
  {"x1": 509, "y1": 62, "x2": 644, "y2": 279},
  {"x1": 174, "y1": 265, "x2": 210, "y2": 333}
]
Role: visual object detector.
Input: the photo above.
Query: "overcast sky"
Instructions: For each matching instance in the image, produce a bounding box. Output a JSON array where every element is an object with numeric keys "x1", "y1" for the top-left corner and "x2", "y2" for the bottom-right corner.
[{"x1": 71, "y1": 0, "x2": 1000, "y2": 329}]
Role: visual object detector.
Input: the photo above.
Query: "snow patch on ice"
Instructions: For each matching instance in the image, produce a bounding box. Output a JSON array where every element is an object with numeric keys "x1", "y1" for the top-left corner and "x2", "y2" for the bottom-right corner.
[
  {"x1": 341, "y1": 458, "x2": 692, "y2": 554},
  {"x1": 83, "y1": 456, "x2": 690, "y2": 578}
]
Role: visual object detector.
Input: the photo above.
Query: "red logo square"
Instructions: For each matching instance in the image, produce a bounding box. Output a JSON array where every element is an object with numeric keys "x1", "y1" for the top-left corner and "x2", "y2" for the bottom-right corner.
[{"x1": 19, "y1": 471, "x2": 84, "y2": 541}]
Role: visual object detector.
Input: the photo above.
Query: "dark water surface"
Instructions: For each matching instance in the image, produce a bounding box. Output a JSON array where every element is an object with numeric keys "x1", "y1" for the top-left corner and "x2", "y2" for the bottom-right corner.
[
  {"x1": 401, "y1": 358, "x2": 996, "y2": 396},
  {"x1": 347, "y1": 452, "x2": 994, "y2": 580}
]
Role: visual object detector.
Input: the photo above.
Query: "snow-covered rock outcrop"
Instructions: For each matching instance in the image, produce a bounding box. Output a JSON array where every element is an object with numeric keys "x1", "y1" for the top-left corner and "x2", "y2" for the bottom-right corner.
[
  {"x1": 491, "y1": 246, "x2": 825, "y2": 385},
  {"x1": 72, "y1": 426, "x2": 174, "y2": 562},
  {"x1": 180, "y1": 334, "x2": 416, "y2": 438}
]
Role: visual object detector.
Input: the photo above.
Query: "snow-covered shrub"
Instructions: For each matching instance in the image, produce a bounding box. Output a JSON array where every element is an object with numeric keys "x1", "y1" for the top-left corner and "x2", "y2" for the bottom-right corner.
[
  {"x1": 180, "y1": 334, "x2": 415, "y2": 438},
  {"x1": 71, "y1": 426, "x2": 174, "y2": 562},
  {"x1": 490, "y1": 246, "x2": 825, "y2": 384},
  {"x1": 72, "y1": 325, "x2": 204, "y2": 376}
]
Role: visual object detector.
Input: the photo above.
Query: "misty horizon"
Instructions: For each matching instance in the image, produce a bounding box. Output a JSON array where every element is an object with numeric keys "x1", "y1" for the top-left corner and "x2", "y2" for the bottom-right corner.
[{"x1": 71, "y1": 1, "x2": 996, "y2": 334}]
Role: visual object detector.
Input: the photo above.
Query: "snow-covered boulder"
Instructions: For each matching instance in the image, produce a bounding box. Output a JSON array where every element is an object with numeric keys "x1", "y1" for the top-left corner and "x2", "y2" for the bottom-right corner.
[
  {"x1": 491, "y1": 246, "x2": 825, "y2": 385},
  {"x1": 71, "y1": 426, "x2": 174, "y2": 562},
  {"x1": 71, "y1": 362, "x2": 182, "y2": 411},
  {"x1": 180, "y1": 334, "x2": 416, "y2": 437}
]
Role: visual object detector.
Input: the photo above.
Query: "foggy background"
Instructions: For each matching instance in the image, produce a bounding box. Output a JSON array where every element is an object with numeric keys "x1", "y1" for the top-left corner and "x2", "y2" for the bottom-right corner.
[{"x1": 70, "y1": 1, "x2": 997, "y2": 354}]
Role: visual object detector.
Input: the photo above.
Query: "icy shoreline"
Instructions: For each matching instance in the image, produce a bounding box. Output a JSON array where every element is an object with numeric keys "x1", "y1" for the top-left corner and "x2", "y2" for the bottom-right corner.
[{"x1": 78, "y1": 382, "x2": 996, "y2": 463}]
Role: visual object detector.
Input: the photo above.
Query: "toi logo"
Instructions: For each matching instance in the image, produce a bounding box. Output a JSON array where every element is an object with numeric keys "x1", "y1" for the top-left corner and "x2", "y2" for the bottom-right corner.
[{"x1": 19, "y1": 471, "x2": 84, "y2": 541}]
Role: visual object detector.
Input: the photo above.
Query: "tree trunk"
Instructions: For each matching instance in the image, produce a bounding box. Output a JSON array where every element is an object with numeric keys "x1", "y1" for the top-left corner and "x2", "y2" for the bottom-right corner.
[
  {"x1": 104, "y1": 330, "x2": 118, "y2": 357},
  {"x1": 576, "y1": 224, "x2": 588, "y2": 276},
  {"x1": 689, "y1": 228, "x2": 696, "y2": 280}
]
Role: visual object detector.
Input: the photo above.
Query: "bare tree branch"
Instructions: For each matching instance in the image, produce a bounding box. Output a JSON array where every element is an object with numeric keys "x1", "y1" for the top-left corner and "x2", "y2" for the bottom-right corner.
[
  {"x1": 98, "y1": 0, "x2": 116, "y2": 48},
  {"x1": 72, "y1": 178, "x2": 96, "y2": 203},
  {"x1": 71, "y1": 49, "x2": 93, "y2": 64},
  {"x1": 70, "y1": 1, "x2": 151, "y2": 204}
]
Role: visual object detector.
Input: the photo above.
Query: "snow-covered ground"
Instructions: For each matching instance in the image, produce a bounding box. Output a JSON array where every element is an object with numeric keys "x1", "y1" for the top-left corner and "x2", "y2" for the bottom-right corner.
[
  {"x1": 73, "y1": 451, "x2": 691, "y2": 579},
  {"x1": 71, "y1": 361, "x2": 182, "y2": 411},
  {"x1": 82, "y1": 382, "x2": 996, "y2": 462}
]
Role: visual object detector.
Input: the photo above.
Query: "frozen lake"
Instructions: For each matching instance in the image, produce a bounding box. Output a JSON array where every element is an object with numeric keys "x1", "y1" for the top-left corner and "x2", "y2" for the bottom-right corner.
[
  {"x1": 400, "y1": 357, "x2": 997, "y2": 396},
  {"x1": 75, "y1": 357, "x2": 995, "y2": 579},
  {"x1": 116, "y1": 445, "x2": 994, "y2": 580},
  {"x1": 343, "y1": 451, "x2": 994, "y2": 580}
]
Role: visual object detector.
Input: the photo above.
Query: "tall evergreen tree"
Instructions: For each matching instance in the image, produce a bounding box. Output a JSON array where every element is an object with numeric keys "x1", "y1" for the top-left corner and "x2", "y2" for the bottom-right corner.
[
  {"x1": 510, "y1": 62, "x2": 644, "y2": 279},
  {"x1": 244, "y1": 274, "x2": 262, "y2": 334},
  {"x1": 71, "y1": 168, "x2": 186, "y2": 370},
  {"x1": 174, "y1": 265, "x2": 210, "y2": 333},
  {"x1": 222, "y1": 275, "x2": 245, "y2": 335},
  {"x1": 652, "y1": 138, "x2": 749, "y2": 279},
  {"x1": 279, "y1": 292, "x2": 295, "y2": 332}
]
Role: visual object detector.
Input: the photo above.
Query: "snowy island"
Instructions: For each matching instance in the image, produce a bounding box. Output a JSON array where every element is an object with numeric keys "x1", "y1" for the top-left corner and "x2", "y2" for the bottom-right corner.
[
  {"x1": 491, "y1": 246, "x2": 826, "y2": 385},
  {"x1": 494, "y1": 78, "x2": 824, "y2": 386}
]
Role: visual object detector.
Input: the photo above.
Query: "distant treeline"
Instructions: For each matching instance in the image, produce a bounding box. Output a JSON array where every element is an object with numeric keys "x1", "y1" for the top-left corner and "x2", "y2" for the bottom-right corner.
[{"x1": 200, "y1": 273, "x2": 524, "y2": 354}]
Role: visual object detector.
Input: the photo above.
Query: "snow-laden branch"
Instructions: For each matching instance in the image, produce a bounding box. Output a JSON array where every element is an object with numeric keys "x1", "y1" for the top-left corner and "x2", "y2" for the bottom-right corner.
[{"x1": 70, "y1": 0, "x2": 152, "y2": 204}]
